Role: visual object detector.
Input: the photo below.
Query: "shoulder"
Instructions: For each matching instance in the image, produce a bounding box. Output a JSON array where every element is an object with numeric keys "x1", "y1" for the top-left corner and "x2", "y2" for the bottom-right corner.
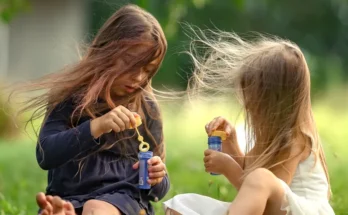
[
  {"x1": 53, "y1": 98, "x2": 75, "y2": 111},
  {"x1": 45, "y1": 97, "x2": 77, "y2": 121},
  {"x1": 291, "y1": 133, "x2": 312, "y2": 162}
]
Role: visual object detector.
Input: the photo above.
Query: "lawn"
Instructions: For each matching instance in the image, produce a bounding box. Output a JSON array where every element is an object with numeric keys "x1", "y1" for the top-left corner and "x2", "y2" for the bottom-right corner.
[{"x1": 0, "y1": 94, "x2": 347, "y2": 215}]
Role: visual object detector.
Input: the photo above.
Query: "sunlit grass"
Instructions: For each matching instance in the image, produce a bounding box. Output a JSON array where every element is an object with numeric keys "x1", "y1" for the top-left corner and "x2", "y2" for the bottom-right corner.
[{"x1": 0, "y1": 90, "x2": 347, "y2": 214}]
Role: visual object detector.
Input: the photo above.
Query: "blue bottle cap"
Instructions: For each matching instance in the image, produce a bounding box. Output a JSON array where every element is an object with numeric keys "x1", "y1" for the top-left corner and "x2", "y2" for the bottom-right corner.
[{"x1": 138, "y1": 151, "x2": 153, "y2": 159}]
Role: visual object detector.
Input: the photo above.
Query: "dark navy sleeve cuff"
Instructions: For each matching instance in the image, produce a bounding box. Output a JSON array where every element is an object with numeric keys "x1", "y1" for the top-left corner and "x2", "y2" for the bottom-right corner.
[
  {"x1": 147, "y1": 174, "x2": 170, "y2": 201},
  {"x1": 74, "y1": 120, "x2": 101, "y2": 149}
]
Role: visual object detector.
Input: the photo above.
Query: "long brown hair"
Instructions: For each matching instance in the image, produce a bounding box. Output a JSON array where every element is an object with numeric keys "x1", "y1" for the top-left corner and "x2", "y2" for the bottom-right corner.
[
  {"x1": 10, "y1": 4, "x2": 167, "y2": 157},
  {"x1": 186, "y1": 28, "x2": 331, "y2": 196}
]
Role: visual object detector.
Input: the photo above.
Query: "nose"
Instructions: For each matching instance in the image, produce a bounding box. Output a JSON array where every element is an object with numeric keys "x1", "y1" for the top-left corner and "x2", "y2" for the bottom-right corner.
[{"x1": 132, "y1": 69, "x2": 146, "y2": 82}]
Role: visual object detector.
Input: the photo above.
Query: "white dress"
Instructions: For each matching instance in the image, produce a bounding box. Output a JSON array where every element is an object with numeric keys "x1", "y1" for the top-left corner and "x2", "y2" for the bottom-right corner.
[{"x1": 163, "y1": 152, "x2": 335, "y2": 215}]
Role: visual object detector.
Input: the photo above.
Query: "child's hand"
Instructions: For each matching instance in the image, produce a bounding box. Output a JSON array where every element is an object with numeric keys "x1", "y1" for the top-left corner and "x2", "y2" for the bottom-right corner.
[
  {"x1": 204, "y1": 149, "x2": 233, "y2": 175},
  {"x1": 205, "y1": 116, "x2": 237, "y2": 142},
  {"x1": 148, "y1": 156, "x2": 167, "y2": 185},
  {"x1": 90, "y1": 105, "x2": 139, "y2": 138},
  {"x1": 132, "y1": 156, "x2": 167, "y2": 186}
]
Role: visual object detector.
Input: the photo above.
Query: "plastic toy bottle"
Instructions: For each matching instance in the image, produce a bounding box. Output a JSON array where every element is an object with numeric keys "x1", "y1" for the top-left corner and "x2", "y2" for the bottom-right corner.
[{"x1": 208, "y1": 130, "x2": 227, "y2": 175}]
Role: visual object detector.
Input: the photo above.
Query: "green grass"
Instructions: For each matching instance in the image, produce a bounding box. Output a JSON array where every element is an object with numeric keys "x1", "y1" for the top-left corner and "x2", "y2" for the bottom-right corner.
[{"x1": 0, "y1": 96, "x2": 347, "y2": 215}]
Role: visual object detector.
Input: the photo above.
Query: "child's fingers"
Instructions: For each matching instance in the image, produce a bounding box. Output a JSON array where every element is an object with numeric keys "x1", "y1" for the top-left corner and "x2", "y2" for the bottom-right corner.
[
  {"x1": 148, "y1": 163, "x2": 165, "y2": 172},
  {"x1": 203, "y1": 155, "x2": 210, "y2": 163},
  {"x1": 207, "y1": 116, "x2": 226, "y2": 134},
  {"x1": 149, "y1": 170, "x2": 166, "y2": 179},
  {"x1": 225, "y1": 124, "x2": 233, "y2": 136},
  {"x1": 148, "y1": 156, "x2": 162, "y2": 165},
  {"x1": 212, "y1": 117, "x2": 226, "y2": 131},
  {"x1": 119, "y1": 106, "x2": 137, "y2": 127},
  {"x1": 205, "y1": 123, "x2": 209, "y2": 134},
  {"x1": 111, "y1": 115, "x2": 125, "y2": 131},
  {"x1": 108, "y1": 119, "x2": 121, "y2": 133},
  {"x1": 148, "y1": 178, "x2": 162, "y2": 185},
  {"x1": 204, "y1": 163, "x2": 212, "y2": 172},
  {"x1": 204, "y1": 149, "x2": 213, "y2": 156},
  {"x1": 110, "y1": 111, "x2": 126, "y2": 130},
  {"x1": 131, "y1": 112, "x2": 140, "y2": 127},
  {"x1": 115, "y1": 109, "x2": 131, "y2": 129},
  {"x1": 132, "y1": 161, "x2": 139, "y2": 169},
  {"x1": 121, "y1": 108, "x2": 137, "y2": 128},
  {"x1": 208, "y1": 119, "x2": 218, "y2": 135},
  {"x1": 205, "y1": 121, "x2": 216, "y2": 134}
]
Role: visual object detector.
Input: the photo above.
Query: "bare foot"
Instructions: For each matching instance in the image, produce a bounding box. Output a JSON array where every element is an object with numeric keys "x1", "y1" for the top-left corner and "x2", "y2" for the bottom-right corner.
[{"x1": 36, "y1": 192, "x2": 75, "y2": 215}]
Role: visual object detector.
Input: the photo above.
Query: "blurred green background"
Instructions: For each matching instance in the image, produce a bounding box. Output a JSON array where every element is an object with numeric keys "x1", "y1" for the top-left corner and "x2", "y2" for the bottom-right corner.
[{"x1": 1, "y1": 0, "x2": 347, "y2": 215}]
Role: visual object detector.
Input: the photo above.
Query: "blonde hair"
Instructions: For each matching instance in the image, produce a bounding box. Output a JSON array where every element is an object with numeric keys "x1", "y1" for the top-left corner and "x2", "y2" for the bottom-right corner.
[{"x1": 186, "y1": 27, "x2": 331, "y2": 197}]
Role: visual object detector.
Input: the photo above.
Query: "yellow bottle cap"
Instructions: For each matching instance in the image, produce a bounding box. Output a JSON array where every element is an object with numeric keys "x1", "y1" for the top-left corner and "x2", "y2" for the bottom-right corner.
[
  {"x1": 211, "y1": 130, "x2": 227, "y2": 140},
  {"x1": 129, "y1": 115, "x2": 142, "y2": 129}
]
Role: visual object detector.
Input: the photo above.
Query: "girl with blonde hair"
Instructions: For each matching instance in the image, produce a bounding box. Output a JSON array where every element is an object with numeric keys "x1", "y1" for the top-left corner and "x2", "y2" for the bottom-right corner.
[{"x1": 164, "y1": 29, "x2": 335, "y2": 215}]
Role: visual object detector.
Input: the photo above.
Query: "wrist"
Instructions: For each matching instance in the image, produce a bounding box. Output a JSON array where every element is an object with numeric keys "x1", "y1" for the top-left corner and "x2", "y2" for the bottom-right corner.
[
  {"x1": 90, "y1": 118, "x2": 102, "y2": 139},
  {"x1": 222, "y1": 158, "x2": 243, "y2": 189},
  {"x1": 221, "y1": 157, "x2": 235, "y2": 175}
]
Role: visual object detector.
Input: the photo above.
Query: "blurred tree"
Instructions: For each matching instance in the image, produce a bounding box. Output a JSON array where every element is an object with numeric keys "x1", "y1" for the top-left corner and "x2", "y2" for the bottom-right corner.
[
  {"x1": 0, "y1": 0, "x2": 29, "y2": 139},
  {"x1": 87, "y1": 0, "x2": 348, "y2": 92},
  {"x1": 0, "y1": 0, "x2": 30, "y2": 23},
  {"x1": 1, "y1": 0, "x2": 347, "y2": 92}
]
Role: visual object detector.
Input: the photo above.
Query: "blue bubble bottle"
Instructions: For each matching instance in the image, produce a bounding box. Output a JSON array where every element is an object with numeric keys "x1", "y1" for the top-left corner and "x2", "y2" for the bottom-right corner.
[
  {"x1": 138, "y1": 150, "x2": 153, "y2": 189},
  {"x1": 208, "y1": 130, "x2": 227, "y2": 175}
]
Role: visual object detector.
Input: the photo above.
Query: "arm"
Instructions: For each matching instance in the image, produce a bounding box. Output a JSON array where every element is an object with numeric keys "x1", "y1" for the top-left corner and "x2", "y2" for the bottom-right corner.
[
  {"x1": 222, "y1": 129, "x2": 245, "y2": 168},
  {"x1": 222, "y1": 156, "x2": 244, "y2": 190},
  {"x1": 224, "y1": 135, "x2": 310, "y2": 190},
  {"x1": 36, "y1": 101, "x2": 99, "y2": 170},
  {"x1": 205, "y1": 116, "x2": 245, "y2": 168},
  {"x1": 149, "y1": 131, "x2": 170, "y2": 201},
  {"x1": 148, "y1": 173, "x2": 170, "y2": 201},
  {"x1": 146, "y1": 102, "x2": 170, "y2": 201},
  {"x1": 204, "y1": 149, "x2": 244, "y2": 190}
]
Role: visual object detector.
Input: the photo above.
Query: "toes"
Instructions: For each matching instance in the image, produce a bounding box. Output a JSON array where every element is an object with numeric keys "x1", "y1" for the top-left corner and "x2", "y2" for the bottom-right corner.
[
  {"x1": 47, "y1": 195, "x2": 54, "y2": 204},
  {"x1": 64, "y1": 201, "x2": 75, "y2": 214},
  {"x1": 41, "y1": 210, "x2": 49, "y2": 215},
  {"x1": 40, "y1": 203, "x2": 53, "y2": 215},
  {"x1": 36, "y1": 192, "x2": 47, "y2": 209},
  {"x1": 52, "y1": 196, "x2": 64, "y2": 214},
  {"x1": 46, "y1": 203, "x2": 53, "y2": 215}
]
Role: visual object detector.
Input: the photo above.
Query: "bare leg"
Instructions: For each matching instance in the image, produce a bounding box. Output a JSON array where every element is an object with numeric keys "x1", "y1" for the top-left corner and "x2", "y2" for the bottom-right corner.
[
  {"x1": 82, "y1": 200, "x2": 122, "y2": 215},
  {"x1": 36, "y1": 192, "x2": 75, "y2": 215},
  {"x1": 165, "y1": 208, "x2": 182, "y2": 215},
  {"x1": 228, "y1": 168, "x2": 286, "y2": 215}
]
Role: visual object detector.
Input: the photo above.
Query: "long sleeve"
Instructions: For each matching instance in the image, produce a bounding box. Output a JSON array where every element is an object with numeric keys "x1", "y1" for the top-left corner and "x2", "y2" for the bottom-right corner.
[
  {"x1": 144, "y1": 99, "x2": 170, "y2": 201},
  {"x1": 36, "y1": 100, "x2": 99, "y2": 170},
  {"x1": 148, "y1": 174, "x2": 170, "y2": 201}
]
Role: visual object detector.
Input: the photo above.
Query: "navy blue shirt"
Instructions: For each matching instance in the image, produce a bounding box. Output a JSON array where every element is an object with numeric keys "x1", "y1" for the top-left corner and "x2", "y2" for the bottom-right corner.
[{"x1": 36, "y1": 98, "x2": 169, "y2": 214}]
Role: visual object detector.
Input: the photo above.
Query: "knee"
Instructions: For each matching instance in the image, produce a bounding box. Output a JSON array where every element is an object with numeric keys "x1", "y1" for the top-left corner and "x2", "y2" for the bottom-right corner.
[
  {"x1": 82, "y1": 200, "x2": 122, "y2": 215},
  {"x1": 165, "y1": 208, "x2": 182, "y2": 215},
  {"x1": 243, "y1": 168, "x2": 275, "y2": 190},
  {"x1": 83, "y1": 200, "x2": 100, "y2": 210}
]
